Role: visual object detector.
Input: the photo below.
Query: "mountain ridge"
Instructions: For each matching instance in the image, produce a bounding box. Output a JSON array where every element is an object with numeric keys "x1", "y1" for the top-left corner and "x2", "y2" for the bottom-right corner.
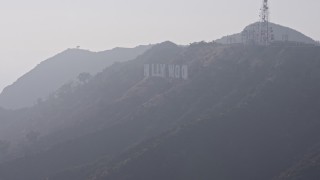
[{"x1": 0, "y1": 45, "x2": 152, "y2": 109}]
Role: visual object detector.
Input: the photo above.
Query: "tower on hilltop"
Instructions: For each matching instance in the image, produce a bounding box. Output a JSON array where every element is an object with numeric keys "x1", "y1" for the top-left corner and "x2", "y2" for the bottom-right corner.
[
  {"x1": 241, "y1": 0, "x2": 274, "y2": 45},
  {"x1": 259, "y1": 0, "x2": 274, "y2": 45}
]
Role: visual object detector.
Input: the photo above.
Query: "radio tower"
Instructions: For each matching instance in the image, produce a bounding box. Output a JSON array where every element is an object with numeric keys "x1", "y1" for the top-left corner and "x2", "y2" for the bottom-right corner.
[{"x1": 259, "y1": 0, "x2": 270, "y2": 45}]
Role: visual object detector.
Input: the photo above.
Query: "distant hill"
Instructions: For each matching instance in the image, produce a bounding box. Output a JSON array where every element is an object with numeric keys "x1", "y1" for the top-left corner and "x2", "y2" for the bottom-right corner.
[
  {"x1": 216, "y1": 22, "x2": 317, "y2": 45},
  {"x1": 0, "y1": 45, "x2": 152, "y2": 109}
]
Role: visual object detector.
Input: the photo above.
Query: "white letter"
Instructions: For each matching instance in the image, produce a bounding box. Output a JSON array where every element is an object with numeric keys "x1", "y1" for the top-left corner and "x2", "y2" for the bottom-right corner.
[
  {"x1": 151, "y1": 64, "x2": 156, "y2": 76},
  {"x1": 181, "y1": 65, "x2": 188, "y2": 80},
  {"x1": 160, "y1": 64, "x2": 166, "y2": 77},
  {"x1": 169, "y1": 65, "x2": 175, "y2": 78},
  {"x1": 175, "y1": 65, "x2": 181, "y2": 79},
  {"x1": 144, "y1": 64, "x2": 150, "y2": 78}
]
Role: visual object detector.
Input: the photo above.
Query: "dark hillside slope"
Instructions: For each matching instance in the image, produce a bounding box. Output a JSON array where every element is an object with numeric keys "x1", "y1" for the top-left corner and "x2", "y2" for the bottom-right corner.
[
  {"x1": 64, "y1": 45, "x2": 320, "y2": 180},
  {"x1": 275, "y1": 145, "x2": 320, "y2": 180},
  {"x1": 1, "y1": 43, "x2": 320, "y2": 180}
]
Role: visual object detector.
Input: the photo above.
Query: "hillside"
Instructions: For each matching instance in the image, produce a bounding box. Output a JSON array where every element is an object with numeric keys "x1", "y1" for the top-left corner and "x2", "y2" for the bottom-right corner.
[
  {"x1": 0, "y1": 41, "x2": 181, "y2": 151},
  {"x1": 276, "y1": 147, "x2": 320, "y2": 180},
  {"x1": 0, "y1": 45, "x2": 151, "y2": 109},
  {"x1": 0, "y1": 41, "x2": 320, "y2": 180},
  {"x1": 69, "y1": 44, "x2": 320, "y2": 180}
]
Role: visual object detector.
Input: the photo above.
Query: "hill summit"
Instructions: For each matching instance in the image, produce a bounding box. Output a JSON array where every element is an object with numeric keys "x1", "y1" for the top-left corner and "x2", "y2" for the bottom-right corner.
[{"x1": 216, "y1": 22, "x2": 317, "y2": 45}]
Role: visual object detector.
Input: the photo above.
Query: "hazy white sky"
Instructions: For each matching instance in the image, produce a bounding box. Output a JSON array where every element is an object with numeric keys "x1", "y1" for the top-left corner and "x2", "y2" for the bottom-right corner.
[{"x1": 0, "y1": 0, "x2": 319, "y2": 92}]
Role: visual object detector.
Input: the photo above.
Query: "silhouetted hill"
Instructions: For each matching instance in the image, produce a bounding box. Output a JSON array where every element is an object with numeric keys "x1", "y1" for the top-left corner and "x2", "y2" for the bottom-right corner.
[
  {"x1": 1, "y1": 41, "x2": 320, "y2": 180},
  {"x1": 0, "y1": 45, "x2": 151, "y2": 109},
  {"x1": 51, "y1": 44, "x2": 320, "y2": 180}
]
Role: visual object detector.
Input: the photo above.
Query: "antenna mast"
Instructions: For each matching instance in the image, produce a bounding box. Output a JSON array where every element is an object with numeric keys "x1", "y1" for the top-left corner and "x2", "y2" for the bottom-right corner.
[{"x1": 259, "y1": 0, "x2": 271, "y2": 45}]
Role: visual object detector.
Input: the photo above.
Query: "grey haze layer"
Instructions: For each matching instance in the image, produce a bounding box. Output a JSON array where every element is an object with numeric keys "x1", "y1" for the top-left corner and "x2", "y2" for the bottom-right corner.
[{"x1": 0, "y1": 45, "x2": 152, "y2": 109}]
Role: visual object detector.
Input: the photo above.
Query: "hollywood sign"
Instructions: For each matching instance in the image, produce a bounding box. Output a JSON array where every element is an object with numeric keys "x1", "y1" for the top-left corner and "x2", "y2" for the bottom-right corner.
[{"x1": 144, "y1": 64, "x2": 188, "y2": 80}]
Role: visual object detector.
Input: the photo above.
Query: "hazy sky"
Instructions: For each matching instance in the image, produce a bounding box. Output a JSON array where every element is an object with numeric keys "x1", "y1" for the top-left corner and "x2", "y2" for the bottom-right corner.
[{"x1": 0, "y1": 0, "x2": 319, "y2": 92}]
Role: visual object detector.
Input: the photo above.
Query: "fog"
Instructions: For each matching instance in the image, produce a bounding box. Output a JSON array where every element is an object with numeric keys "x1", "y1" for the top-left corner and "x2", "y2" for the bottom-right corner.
[
  {"x1": 1, "y1": 0, "x2": 320, "y2": 92},
  {"x1": 1, "y1": 1, "x2": 320, "y2": 179}
]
